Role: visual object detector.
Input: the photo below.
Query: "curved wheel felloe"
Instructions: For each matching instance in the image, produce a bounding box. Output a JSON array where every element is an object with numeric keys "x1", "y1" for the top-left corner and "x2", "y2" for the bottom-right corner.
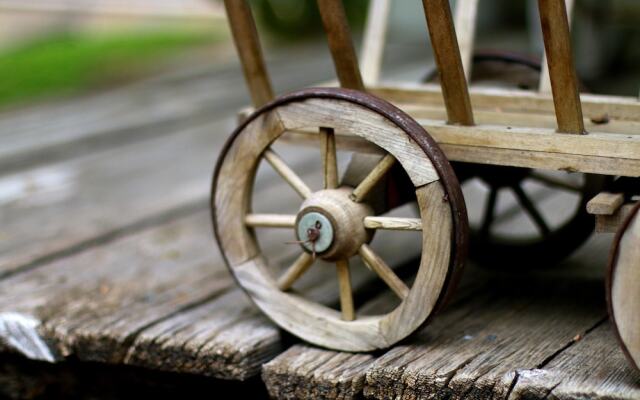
[
  {"x1": 607, "y1": 202, "x2": 640, "y2": 373},
  {"x1": 211, "y1": 88, "x2": 467, "y2": 351}
]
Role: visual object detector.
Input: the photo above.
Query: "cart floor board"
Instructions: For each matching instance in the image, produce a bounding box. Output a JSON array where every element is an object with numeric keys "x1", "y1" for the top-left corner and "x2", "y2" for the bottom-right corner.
[{"x1": 1, "y1": 44, "x2": 638, "y2": 398}]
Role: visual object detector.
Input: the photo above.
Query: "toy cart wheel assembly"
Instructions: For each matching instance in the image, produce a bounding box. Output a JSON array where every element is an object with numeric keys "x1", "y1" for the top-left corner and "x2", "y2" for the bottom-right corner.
[
  {"x1": 212, "y1": 88, "x2": 467, "y2": 351},
  {"x1": 216, "y1": 0, "x2": 640, "y2": 366}
]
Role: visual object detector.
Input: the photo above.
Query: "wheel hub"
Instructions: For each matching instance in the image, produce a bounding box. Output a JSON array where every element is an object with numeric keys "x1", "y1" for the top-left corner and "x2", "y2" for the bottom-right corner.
[{"x1": 295, "y1": 188, "x2": 373, "y2": 261}]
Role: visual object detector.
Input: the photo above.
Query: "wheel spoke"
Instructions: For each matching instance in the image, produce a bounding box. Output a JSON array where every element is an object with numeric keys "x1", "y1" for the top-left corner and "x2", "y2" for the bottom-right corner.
[
  {"x1": 320, "y1": 127, "x2": 339, "y2": 189},
  {"x1": 278, "y1": 252, "x2": 315, "y2": 291},
  {"x1": 263, "y1": 148, "x2": 313, "y2": 199},
  {"x1": 529, "y1": 172, "x2": 582, "y2": 192},
  {"x1": 363, "y1": 216, "x2": 422, "y2": 231},
  {"x1": 350, "y1": 153, "x2": 396, "y2": 202},
  {"x1": 511, "y1": 185, "x2": 551, "y2": 236},
  {"x1": 336, "y1": 259, "x2": 355, "y2": 321},
  {"x1": 359, "y1": 244, "x2": 410, "y2": 300},
  {"x1": 479, "y1": 187, "x2": 498, "y2": 236},
  {"x1": 245, "y1": 213, "x2": 296, "y2": 228}
]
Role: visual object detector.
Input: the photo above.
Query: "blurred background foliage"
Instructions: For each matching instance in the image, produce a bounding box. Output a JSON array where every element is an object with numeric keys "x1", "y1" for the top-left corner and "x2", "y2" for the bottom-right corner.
[{"x1": 0, "y1": 0, "x2": 638, "y2": 110}]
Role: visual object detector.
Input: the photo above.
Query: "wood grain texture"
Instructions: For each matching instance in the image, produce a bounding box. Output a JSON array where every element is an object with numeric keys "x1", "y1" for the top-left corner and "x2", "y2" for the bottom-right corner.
[
  {"x1": 371, "y1": 84, "x2": 640, "y2": 121},
  {"x1": 317, "y1": 0, "x2": 364, "y2": 91},
  {"x1": 587, "y1": 192, "x2": 625, "y2": 215},
  {"x1": 0, "y1": 211, "x2": 274, "y2": 379},
  {"x1": 422, "y1": 0, "x2": 474, "y2": 126},
  {"x1": 260, "y1": 238, "x2": 636, "y2": 400},
  {"x1": 262, "y1": 345, "x2": 374, "y2": 400},
  {"x1": 224, "y1": 0, "x2": 274, "y2": 107}
]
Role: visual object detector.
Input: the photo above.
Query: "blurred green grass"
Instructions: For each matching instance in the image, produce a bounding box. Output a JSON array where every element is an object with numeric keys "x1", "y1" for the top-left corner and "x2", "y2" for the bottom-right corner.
[{"x1": 0, "y1": 27, "x2": 227, "y2": 108}]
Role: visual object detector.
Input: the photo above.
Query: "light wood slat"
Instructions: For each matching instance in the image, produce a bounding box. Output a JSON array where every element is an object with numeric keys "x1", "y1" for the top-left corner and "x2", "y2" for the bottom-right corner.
[
  {"x1": 360, "y1": 0, "x2": 391, "y2": 86},
  {"x1": 351, "y1": 154, "x2": 396, "y2": 202},
  {"x1": 317, "y1": 0, "x2": 365, "y2": 91},
  {"x1": 358, "y1": 244, "x2": 410, "y2": 300},
  {"x1": 538, "y1": 0, "x2": 584, "y2": 134},
  {"x1": 223, "y1": 0, "x2": 274, "y2": 107},
  {"x1": 263, "y1": 149, "x2": 313, "y2": 199},
  {"x1": 245, "y1": 213, "x2": 297, "y2": 228},
  {"x1": 539, "y1": 0, "x2": 575, "y2": 93},
  {"x1": 320, "y1": 127, "x2": 339, "y2": 189},
  {"x1": 421, "y1": 0, "x2": 474, "y2": 125},
  {"x1": 370, "y1": 84, "x2": 640, "y2": 121},
  {"x1": 278, "y1": 253, "x2": 315, "y2": 291},
  {"x1": 336, "y1": 259, "x2": 355, "y2": 321},
  {"x1": 363, "y1": 216, "x2": 423, "y2": 231},
  {"x1": 272, "y1": 127, "x2": 640, "y2": 177},
  {"x1": 453, "y1": 0, "x2": 479, "y2": 81},
  {"x1": 586, "y1": 192, "x2": 625, "y2": 215}
]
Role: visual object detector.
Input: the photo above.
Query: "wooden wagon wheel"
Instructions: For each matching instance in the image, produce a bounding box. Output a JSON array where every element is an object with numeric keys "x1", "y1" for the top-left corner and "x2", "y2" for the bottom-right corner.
[
  {"x1": 211, "y1": 88, "x2": 467, "y2": 351},
  {"x1": 607, "y1": 202, "x2": 640, "y2": 373},
  {"x1": 430, "y1": 51, "x2": 606, "y2": 269}
]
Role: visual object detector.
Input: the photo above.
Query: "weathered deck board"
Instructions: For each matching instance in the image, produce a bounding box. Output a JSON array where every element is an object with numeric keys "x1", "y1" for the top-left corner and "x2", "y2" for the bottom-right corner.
[
  {"x1": 0, "y1": 118, "x2": 227, "y2": 278},
  {"x1": 263, "y1": 236, "x2": 640, "y2": 400}
]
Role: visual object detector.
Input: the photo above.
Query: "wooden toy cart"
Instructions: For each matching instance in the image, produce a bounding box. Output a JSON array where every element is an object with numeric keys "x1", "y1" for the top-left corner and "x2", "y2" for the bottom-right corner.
[{"x1": 211, "y1": 0, "x2": 639, "y2": 371}]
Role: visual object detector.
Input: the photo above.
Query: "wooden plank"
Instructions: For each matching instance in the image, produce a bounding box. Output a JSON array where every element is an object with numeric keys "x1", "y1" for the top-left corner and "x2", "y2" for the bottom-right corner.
[
  {"x1": 0, "y1": 151, "x2": 327, "y2": 379},
  {"x1": 262, "y1": 237, "x2": 638, "y2": 400},
  {"x1": 224, "y1": 0, "x2": 274, "y2": 107},
  {"x1": 317, "y1": 0, "x2": 365, "y2": 91},
  {"x1": 510, "y1": 322, "x2": 640, "y2": 399},
  {"x1": 537, "y1": 0, "x2": 584, "y2": 133},
  {"x1": 587, "y1": 192, "x2": 625, "y2": 215},
  {"x1": 360, "y1": 0, "x2": 391, "y2": 86},
  {"x1": 272, "y1": 121, "x2": 640, "y2": 177},
  {"x1": 262, "y1": 345, "x2": 374, "y2": 399},
  {"x1": 421, "y1": 0, "x2": 474, "y2": 125},
  {"x1": 453, "y1": 0, "x2": 479, "y2": 81},
  {"x1": 539, "y1": 0, "x2": 575, "y2": 93},
  {"x1": 370, "y1": 84, "x2": 640, "y2": 122}
]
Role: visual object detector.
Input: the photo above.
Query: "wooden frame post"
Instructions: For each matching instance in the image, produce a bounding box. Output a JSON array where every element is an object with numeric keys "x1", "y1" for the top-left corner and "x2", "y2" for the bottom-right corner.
[
  {"x1": 538, "y1": 0, "x2": 585, "y2": 134},
  {"x1": 422, "y1": 0, "x2": 475, "y2": 126},
  {"x1": 224, "y1": 0, "x2": 274, "y2": 107},
  {"x1": 360, "y1": 0, "x2": 391, "y2": 86},
  {"x1": 539, "y1": 0, "x2": 575, "y2": 93},
  {"x1": 317, "y1": 0, "x2": 365, "y2": 91}
]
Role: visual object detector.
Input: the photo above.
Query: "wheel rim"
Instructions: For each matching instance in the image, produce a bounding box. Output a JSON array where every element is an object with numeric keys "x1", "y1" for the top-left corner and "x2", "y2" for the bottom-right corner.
[
  {"x1": 607, "y1": 202, "x2": 640, "y2": 373},
  {"x1": 211, "y1": 88, "x2": 467, "y2": 351}
]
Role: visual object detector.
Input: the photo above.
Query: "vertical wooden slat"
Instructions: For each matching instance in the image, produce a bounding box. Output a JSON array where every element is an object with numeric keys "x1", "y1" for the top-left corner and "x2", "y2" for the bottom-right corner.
[
  {"x1": 224, "y1": 0, "x2": 274, "y2": 107},
  {"x1": 538, "y1": 0, "x2": 585, "y2": 134},
  {"x1": 422, "y1": 0, "x2": 474, "y2": 126},
  {"x1": 360, "y1": 0, "x2": 391, "y2": 86},
  {"x1": 539, "y1": 0, "x2": 575, "y2": 93},
  {"x1": 453, "y1": 0, "x2": 480, "y2": 81},
  {"x1": 317, "y1": 0, "x2": 365, "y2": 91}
]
